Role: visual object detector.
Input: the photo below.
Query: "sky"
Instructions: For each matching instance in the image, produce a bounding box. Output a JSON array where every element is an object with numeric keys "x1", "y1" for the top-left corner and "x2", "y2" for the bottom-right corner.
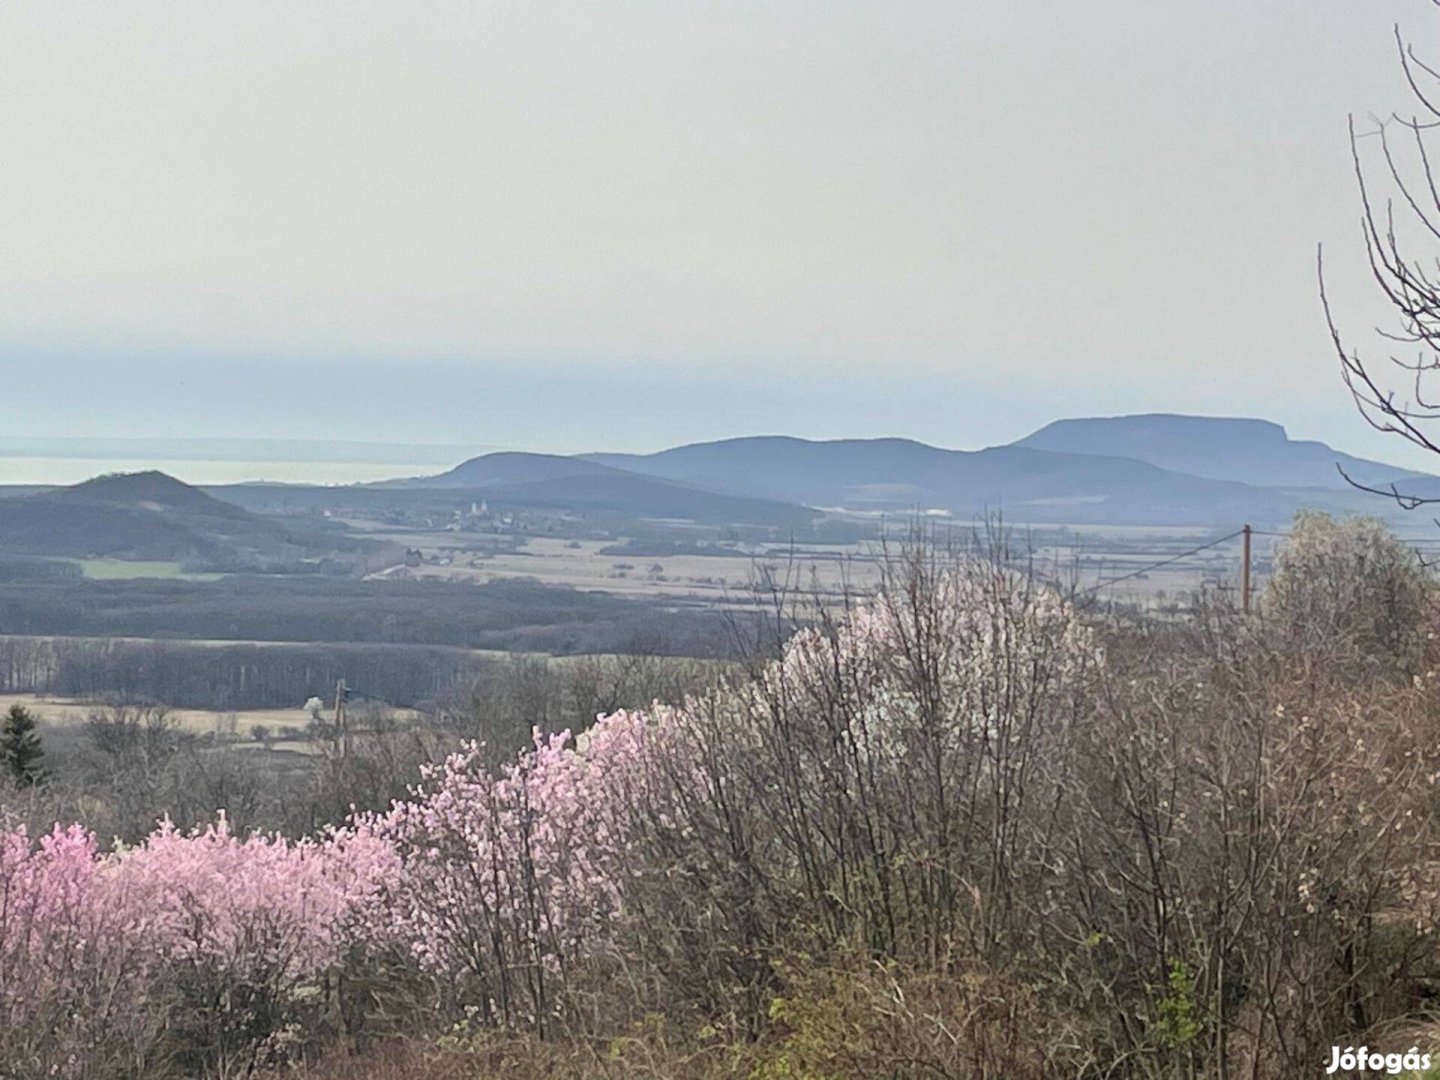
[{"x1": 2, "y1": 0, "x2": 1439, "y2": 471}]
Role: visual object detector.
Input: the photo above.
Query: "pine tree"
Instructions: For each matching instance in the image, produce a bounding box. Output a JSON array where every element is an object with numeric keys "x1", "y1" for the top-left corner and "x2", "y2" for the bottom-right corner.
[{"x1": 1, "y1": 703, "x2": 43, "y2": 787}]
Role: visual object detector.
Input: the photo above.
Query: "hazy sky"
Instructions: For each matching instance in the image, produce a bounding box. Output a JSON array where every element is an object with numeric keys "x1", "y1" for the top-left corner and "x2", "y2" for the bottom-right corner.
[{"x1": 2, "y1": 0, "x2": 1438, "y2": 464}]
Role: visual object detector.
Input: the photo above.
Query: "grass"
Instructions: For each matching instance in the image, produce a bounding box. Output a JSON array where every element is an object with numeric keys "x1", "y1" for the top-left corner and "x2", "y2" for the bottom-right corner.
[
  {"x1": 0, "y1": 692, "x2": 326, "y2": 736},
  {"x1": 365, "y1": 534, "x2": 881, "y2": 606},
  {"x1": 70, "y1": 558, "x2": 224, "y2": 581}
]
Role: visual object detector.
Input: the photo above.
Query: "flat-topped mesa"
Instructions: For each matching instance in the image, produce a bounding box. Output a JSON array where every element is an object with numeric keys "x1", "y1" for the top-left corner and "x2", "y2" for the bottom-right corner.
[
  {"x1": 1014, "y1": 413, "x2": 1423, "y2": 491},
  {"x1": 1022, "y1": 413, "x2": 1290, "y2": 452}
]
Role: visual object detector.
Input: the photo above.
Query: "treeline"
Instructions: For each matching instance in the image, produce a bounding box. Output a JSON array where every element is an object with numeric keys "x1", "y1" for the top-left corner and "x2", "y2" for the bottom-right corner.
[
  {"x1": 0, "y1": 575, "x2": 737, "y2": 655},
  {"x1": 5, "y1": 651, "x2": 723, "y2": 846},
  {"x1": 0, "y1": 555, "x2": 81, "y2": 584},
  {"x1": 0, "y1": 637, "x2": 486, "y2": 709},
  {"x1": 0, "y1": 637, "x2": 721, "y2": 713}
]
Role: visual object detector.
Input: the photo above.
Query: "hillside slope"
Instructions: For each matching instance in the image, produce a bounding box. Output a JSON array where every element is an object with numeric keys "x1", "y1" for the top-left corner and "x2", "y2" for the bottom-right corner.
[
  {"x1": 583, "y1": 435, "x2": 1367, "y2": 525},
  {"x1": 1014, "y1": 413, "x2": 1433, "y2": 491},
  {"x1": 393, "y1": 451, "x2": 817, "y2": 526},
  {"x1": 0, "y1": 471, "x2": 312, "y2": 564},
  {"x1": 383, "y1": 451, "x2": 631, "y2": 489},
  {"x1": 486, "y1": 473, "x2": 817, "y2": 526}
]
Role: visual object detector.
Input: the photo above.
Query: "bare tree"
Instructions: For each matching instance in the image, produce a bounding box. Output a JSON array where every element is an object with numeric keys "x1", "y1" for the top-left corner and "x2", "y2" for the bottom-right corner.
[{"x1": 1324, "y1": 7, "x2": 1440, "y2": 507}]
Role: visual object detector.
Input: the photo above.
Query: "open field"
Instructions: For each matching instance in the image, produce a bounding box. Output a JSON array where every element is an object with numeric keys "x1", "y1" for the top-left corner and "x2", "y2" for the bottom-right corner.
[
  {"x1": 70, "y1": 558, "x2": 225, "y2": 581},
  {"x1": 0, "y1": 690, "x2": 431, "y2": 763},
  {"x1": 347, "y1": 525, "x2": 1276, "y2": 610},
  {"x1": 362, "y1": 534, "x2": 883, "y2": 604},
  {"x1": 1034, "y1": 530, "x2": 1268, "y2": 607},
  {"x1": 0, "y1": 691, "x2": 340, "y2": 736},
  {"x1": 43, "y1": 526, "x2": 1277, "y2": 605},
  {"x1": 0, "y1": 632, "x2": 517, "y2": 657}
]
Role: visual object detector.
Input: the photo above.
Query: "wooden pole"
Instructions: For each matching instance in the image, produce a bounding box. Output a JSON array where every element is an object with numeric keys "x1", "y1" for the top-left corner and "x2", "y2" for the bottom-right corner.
[
  {"x1": 1240, "y1": 524, "x2": 1252, "y2": 615},
  {"x1": 333, "y1": 678, "x2": 347, "y2": 759}
]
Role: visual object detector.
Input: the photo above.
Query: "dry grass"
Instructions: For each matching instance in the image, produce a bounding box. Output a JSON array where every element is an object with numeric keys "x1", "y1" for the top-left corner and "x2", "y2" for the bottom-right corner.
[
  {"x1": 354, "y1": 528, "x2": 1254, "y2": 611},
  {"x1": 0, "y1": 692, "x2": 325, "y2": 735},
  {"x1": 361, "y1": 534, "x2": 880, "y2": 606}
]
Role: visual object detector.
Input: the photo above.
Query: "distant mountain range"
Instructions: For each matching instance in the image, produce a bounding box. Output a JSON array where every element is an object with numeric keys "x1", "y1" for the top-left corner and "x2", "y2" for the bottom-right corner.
[
  {"x1": 388, "y1": 413, "x2": 1440, "y2": 527},
  {"x1": 580, "y1": 436, "x2": 1257, "y2": 520},
  {"x1": 4, "y1": 415, "x2": 1437, "y2": 540}
]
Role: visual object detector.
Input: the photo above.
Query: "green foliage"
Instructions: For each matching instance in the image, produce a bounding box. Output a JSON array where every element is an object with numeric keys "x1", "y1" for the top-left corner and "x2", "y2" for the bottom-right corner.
[
  {"x1": 740, "y1": 957, "x2": 1044, "y2": 1080},
  {"x1": 344, "y1": 957, "x2": 1048, "y2": 1080},
  {"x1": 1, "y1": 703, "x2": 43, "y2": 786},
  {"x1": 1148, "y1": 958, "x2": 1203, "y2": 1050}
]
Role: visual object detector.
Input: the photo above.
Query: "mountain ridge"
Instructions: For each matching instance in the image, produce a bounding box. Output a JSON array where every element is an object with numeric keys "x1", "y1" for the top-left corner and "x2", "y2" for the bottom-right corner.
[
  {"x1": 19, "y1": 415, "x2": 1433, "y2": 535},
  {"x1": 1013, "y1": 413, "x2": 1431, "y2": 491},
  {"x1": 582, "y1": 437, "x2": 1286, "y2": 522},
  {"x1": 573, "y1": 415, "x2": 1440, "y2": 525}
]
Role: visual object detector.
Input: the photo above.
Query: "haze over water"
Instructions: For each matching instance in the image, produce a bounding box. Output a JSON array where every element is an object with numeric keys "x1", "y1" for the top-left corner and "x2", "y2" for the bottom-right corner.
[
  {"x1": 0, "y1": 457, "x2": 429, "y2": 487},
  {"x1": 0, "y1": 437, "x2": 505, "y2": 486}
]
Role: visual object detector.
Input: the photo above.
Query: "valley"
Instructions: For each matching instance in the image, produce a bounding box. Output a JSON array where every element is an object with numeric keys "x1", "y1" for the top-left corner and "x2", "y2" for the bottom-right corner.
[{"x1": 0, "y1": 414, "x2": 1420, "y2": 643}]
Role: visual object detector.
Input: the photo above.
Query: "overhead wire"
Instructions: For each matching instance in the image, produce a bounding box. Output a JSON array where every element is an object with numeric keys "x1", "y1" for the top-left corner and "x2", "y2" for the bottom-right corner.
[
  {"x1": 1067, "y1": 516, "x2": 1440, "y2": 600},
  {"x1": 1078, "y1": 529, "x2": 1245, "y2": 595}
]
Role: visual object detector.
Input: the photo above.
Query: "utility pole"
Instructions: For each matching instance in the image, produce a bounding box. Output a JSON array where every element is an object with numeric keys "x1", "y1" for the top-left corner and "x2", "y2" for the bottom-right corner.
[
  {"x1": 332, "y1": 678, "x2": 348, "y2": 759},
  {"x1": 1240, "y1": 524, "x2": 1252, "y2": 615}
]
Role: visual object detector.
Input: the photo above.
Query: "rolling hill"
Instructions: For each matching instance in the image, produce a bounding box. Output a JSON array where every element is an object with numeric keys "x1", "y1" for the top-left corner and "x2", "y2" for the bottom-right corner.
[
  {"x1": 485, "y1": 473, "x2": 817, "y2": 526},
  {"x1": 582, "y1": 433, "x2": 1400, "y2": 525},
  {"x1": 0, "y1": 471, "x2": 318, "y2": 565},
  {"x1": 390, "y1": 451, "x2": 818, "y2": 527},
  {"x1": 382, "y1": 451, "x2": 631, "y2": 489}
]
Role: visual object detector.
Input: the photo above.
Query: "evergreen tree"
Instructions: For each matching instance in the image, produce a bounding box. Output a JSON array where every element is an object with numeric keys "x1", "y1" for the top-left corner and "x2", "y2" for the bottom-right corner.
[{"x1": 1, "y1": 703, "x2": 43, "y2": 787}]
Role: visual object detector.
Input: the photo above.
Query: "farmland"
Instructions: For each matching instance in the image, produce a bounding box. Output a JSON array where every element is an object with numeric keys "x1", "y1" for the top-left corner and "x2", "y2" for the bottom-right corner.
[
  {"x1": 349, "y1": 523, "x2": 1269, "y2": 610},
  {"x1": 71, "y1": 558, "x2": 224, "y2": 581},
  {"x1": 0, "y1": 691, "x2": 325, "y2": 736}
]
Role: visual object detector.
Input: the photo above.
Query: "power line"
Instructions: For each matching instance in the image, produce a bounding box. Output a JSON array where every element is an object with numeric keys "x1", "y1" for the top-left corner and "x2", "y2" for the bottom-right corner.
[
  {"x1": 1058, "y1": 518, "x2": 1440, "y2": 600},
  {"x1": 1079, "y1": 529, "x2": 1245, "y2": 596},
  {"x1": 1067, "y1": 517, "x2": 1440, "y2": 604},
  {"x1": 1251, "y1": 528, "x2": 1440, "y2": 548}
]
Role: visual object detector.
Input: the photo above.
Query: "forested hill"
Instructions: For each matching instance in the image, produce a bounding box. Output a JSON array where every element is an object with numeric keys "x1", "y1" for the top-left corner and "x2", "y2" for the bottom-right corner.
[{"x1": 0, "y1": 471, "x2": 317, "y2": 563}]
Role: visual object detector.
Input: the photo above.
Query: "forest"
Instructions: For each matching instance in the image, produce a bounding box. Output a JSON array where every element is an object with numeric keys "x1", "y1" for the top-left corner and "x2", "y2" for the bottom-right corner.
[
  {"x1": 3, "y1": 512, "x2": 1439, "y2": 1079},
  {"x1": 0, "y1": 574, "x2": 736, "y2": 656}
]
